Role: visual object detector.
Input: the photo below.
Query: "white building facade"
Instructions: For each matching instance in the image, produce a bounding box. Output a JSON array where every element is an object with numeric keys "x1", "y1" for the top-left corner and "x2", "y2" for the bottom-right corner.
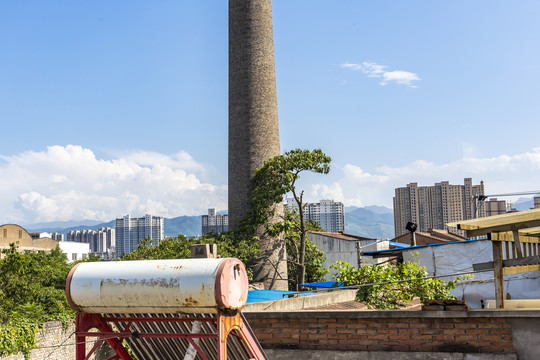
[
  {"x1": 58, "y1": 241, "x2": 90, "y2": 262},
  {"x1": 286, "y1": 199, "x2": 345, "y2": 233},
  {"x1": 115, "y1": 214, "x2": 164, "y2": 257}
]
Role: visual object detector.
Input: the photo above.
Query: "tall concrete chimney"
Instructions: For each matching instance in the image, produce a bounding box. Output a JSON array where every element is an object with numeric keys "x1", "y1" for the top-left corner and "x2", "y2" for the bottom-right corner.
[{"x1": 229, "y1": 0, "x2": 287, "y2": 290}]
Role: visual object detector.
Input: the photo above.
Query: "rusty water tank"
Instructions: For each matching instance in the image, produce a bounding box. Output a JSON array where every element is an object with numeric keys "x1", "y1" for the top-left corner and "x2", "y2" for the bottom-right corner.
[{"x1": 65, "y1": 258, "x2": 248, "y2": 314}]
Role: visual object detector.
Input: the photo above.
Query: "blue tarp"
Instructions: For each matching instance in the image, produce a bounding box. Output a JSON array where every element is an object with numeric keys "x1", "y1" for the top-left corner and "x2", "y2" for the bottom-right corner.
[
  {"x1": 246, "y1": 290, "x2": 317, "y2": 303},
  {"x1": 299, "y1": 281, "x2": 344, "y2": 289},
  {"x1": 389, "y1": 241, "x2": 410, "y2": 248}
]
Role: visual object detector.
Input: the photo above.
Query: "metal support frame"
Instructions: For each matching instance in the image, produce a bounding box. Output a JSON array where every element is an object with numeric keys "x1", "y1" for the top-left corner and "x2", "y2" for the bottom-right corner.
[{"x1": 75, "y1": 312, "x2": 265, "y2": 360}]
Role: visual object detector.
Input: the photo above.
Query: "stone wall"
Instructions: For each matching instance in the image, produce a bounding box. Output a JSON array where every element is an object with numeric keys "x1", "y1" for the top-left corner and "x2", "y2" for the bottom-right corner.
[
  {"x1": 2, "y1": 321, "x2": 75, "y2": 360},
  {"x1": 2, "y1": 321, "x2": 111, "y2": 360}
]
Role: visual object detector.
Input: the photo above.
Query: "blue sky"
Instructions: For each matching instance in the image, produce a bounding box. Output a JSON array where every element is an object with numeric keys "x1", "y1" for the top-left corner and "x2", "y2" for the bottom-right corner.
[{"x1": 1, "y1": 1, "x2": 539, "y2": 223}]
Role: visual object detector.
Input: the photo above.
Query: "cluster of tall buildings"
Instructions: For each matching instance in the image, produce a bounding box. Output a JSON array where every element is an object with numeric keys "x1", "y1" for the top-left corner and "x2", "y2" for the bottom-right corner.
[
  {"x1": 115, "y1": 214, "x2": 164, "y2": 257},
  {"x1": 285, "y1": 199, "x2": 345, "y2": 233},
  {"x1": 201, "y1": 200, "x2": 345, "y2": 235},
  {"x1": 64, "y1": 214, "x2": 165, "y2": 258},
  {"x1": 67, "y1": 228, "x2": 115, "y2": 255},
  {"x1": 393, "y1": 178, "x2": 511, "y2": 237}
]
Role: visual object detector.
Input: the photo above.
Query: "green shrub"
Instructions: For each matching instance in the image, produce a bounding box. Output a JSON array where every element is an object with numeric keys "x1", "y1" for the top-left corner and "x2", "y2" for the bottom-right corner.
[
  {"x1": 0, "y1": 244, "x2": 75, "y2": 358},
  {"x1": 331, "y1": 258, "x2": 471, "y2": 309}
]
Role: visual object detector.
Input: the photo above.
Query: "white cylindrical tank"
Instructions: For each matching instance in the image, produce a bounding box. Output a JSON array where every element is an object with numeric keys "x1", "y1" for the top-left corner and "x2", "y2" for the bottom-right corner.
[{"x1": 66, "y1": 258, "x2": 249, "y2": 314}]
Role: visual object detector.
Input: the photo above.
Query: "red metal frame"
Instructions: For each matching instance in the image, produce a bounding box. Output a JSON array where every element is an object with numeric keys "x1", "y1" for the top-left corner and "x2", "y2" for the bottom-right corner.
[{"x1": 74, "y1": 312, "x2": 264, "y2": 360}]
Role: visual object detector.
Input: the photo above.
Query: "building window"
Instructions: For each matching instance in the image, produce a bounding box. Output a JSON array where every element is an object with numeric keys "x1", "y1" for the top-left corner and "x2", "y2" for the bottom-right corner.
[
  {"x1": 19, "y1": 230, "x2": 22, "y2": 238},
  {"x1": 72, "y1": 253, "x2": 78, "y2": 261}
]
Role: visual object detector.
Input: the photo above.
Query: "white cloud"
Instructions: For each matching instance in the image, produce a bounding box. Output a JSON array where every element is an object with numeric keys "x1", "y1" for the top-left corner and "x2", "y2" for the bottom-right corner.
[
  {"x1": 341, "y1": 61, "x2": 420, "y2": 88},
  {"x1": 342, "y1": 62, "x2": 387, "y2": 77},
  {"x1": 380, "y1": 70, "x2": 421, "y2": 87},
  {"x1": 309, "y1": 183, "x2": 345, "y2": 204},
  {"x1": 4, "y1": 145, "x2": 540, "y2": 225},
  {"x1": 0, "y1": 145, "x2": 226, "y2": 223},
  {"x1": 316, "y1": 148, "x2": 540, "y2": 208}
]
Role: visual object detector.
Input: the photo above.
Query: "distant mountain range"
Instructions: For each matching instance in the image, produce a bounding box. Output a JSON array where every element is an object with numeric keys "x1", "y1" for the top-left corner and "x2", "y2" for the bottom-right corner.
[
  {"x1": 511, "y1": 195, "x2": 539, "y2": 211},
  {"x1": 25, "y1": 217, "x2": 202, "y2": 238},
  {"x1": 344, "y1": 206, "x2": 394, "y2": 239},
  {"x1": 24, "y1": 205, "x2": 395, "y2": 239},
  {"x1": 20, "y1": 194, "x2": 540, "y2": 242}
]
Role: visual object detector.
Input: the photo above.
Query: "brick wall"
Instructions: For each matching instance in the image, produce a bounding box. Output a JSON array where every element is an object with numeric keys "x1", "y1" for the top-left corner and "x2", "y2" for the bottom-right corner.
[{"x1": 245, "y1": 312, "x2": 516, "y2": 354}]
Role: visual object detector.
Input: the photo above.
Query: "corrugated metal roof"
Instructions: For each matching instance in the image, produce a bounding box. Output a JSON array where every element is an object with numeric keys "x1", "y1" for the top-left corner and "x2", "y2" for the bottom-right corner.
[
  {"x1": 307, "y1": 231, "x2": 375, "y2": 241},
  {"x1": 102, "y1": 312, "x2": 266, "y2": 360}
]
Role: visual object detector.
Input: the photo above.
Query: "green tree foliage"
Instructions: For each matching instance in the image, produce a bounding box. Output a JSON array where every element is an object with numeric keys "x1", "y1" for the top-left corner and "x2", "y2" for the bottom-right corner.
[
  {"x1": 0, "y1": 316, "x2": 40, "y2": 359},
  {"x1": 240, "y1": 148, "x2": 331, "y2": 288},
  {"x1": 331, "y1": 259, "x2": 471, "y2": 309},
  {"x1": 0, "y1": 244, "x2": 74, "y2": 358}
]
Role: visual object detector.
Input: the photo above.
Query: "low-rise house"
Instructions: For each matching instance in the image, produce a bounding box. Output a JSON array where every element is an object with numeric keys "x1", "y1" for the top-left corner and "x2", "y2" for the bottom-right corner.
[
  {"x1": 363, "y1": 238, "x2": 540, "y2": 308},
  {"x1": 392, "y1": 228, "x2": 466, "y2": 246},
  {"x1": 1, "y1": 223, "x2": 90, "y2": 262},
  {"x1": 0, "y1": 224, "x2": 59, "y2": 256}
]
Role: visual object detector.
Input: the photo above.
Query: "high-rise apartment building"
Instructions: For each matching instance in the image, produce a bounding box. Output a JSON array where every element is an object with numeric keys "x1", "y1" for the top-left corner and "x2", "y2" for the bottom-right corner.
[
  {"x1": 96, "y1": 227, "x2": 115, "y2": 255},
  {"x1": 66, "y1": 227, "x2": 115, "y2": 255},
  {"x1": 286, "y1": 199, "x2": 345, "y2": 233},
  {"x1": 393, "y1": 178, "x2": 485, "y2": 237},
  {"x1": 485, "y1": 198, "x2": 507, "y2": 217},
  {"x1": 115, "y1": 214, "x2": 164, "y2": 257},
  {"x1": 67, "y1": 229, "x2": 94, "y2": 245},
  {"x1": 201, "y1": 209, "x2": 228, "y2": 235},
  {"x1": 535, "y1": 196, "x2": 540, "y2": 209},
  {"x1": 50, "y1": 232, "x2": 64, "y2": 241}
]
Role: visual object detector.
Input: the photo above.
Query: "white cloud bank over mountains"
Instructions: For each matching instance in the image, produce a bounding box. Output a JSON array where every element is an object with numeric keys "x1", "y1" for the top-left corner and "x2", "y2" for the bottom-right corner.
[
  {"x1": 0, "y1": 145, "x2": 227, "y2": 223},
  {"x1": 309, "y1": 148, "x2": 540, "y2": 208},
  {"x1": 341, "y1": 61, "x2": 421, "y2": 88},
  {"x1": 1, "y1": 145, "x2": 539, "y2": 224}
]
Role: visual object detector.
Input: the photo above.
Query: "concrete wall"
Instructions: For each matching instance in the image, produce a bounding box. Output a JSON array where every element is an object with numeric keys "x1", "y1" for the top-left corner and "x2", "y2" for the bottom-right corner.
[
  {"x1": 264, "y1": 349, "x2": 517, "y2": 360},
  {"x1": 309, "y1": 233, "x2": 359, "y2": 275},
  {"x1": 58, "y1": 240, "x2": 90, "y2": 262},
  {"x1": 244, "y1": 310, "x2": 540, "y2": 359},
  {"x1": 243, "y1": 290, "x2": 357, "y2": 312},
  {"x1": 309, "y1": 233, "x2": 389, "y2": 277}
]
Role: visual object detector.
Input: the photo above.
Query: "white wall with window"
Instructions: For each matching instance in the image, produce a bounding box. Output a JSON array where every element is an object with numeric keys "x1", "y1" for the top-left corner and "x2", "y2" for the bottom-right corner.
[{"x1": 58, "y1": 241, "x2": 90, "y2": 263}]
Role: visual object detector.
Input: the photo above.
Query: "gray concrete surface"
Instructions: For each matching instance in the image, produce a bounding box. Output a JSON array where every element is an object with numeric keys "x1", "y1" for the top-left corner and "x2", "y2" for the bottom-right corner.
[
  {"x1": 263, "y1": 349, "x2": 517, "y2": 360},
  {"x1": 508, "y1": 317, "x2": 540, "y2": 360}
]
